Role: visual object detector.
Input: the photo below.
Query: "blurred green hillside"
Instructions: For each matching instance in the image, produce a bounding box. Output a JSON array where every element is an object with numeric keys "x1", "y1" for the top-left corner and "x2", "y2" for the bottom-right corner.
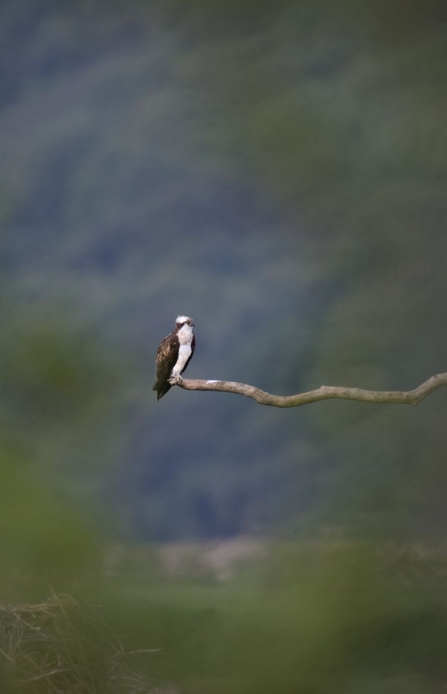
[{"x1": 1, "y1": 0, "x2": 447, "y2": 540}]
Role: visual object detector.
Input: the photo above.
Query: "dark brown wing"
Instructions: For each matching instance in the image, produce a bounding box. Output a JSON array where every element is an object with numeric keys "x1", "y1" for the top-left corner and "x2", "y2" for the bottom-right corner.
[
  {"x1": 152, "y1": 331, "x2": 178, "y2": 400},
  {"x1": 180, "y1": 334, "x2": 196, "y2": 375}
]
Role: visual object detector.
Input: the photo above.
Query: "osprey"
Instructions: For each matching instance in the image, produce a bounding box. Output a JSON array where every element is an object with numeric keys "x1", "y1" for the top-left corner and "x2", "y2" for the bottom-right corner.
[{"x1": 152, "y1": 315, "x2": 196, "y2": 400}]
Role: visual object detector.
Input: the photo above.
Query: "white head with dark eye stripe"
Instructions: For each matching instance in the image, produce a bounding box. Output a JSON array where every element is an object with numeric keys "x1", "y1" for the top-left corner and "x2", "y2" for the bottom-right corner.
[{"x1": 176, "y1": 315, "x2": 194, "y2": 328}]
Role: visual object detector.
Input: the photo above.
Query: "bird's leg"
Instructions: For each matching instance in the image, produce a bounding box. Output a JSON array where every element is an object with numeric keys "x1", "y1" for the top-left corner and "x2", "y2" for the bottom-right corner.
[{"x1": 169, "y1": 373, "x2": 183, "y2": 386}]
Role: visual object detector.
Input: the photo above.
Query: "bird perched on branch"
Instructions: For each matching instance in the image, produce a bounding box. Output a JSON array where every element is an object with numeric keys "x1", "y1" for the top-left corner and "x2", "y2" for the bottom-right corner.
[{"x1": 153, "y1": 315, "x2": 196, "y2": 400}]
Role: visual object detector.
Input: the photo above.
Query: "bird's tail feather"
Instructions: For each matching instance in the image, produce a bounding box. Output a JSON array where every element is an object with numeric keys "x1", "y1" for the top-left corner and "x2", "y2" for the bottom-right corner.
[{"x1": 152, "y1": 377, "x2": 171, "y2": 400}]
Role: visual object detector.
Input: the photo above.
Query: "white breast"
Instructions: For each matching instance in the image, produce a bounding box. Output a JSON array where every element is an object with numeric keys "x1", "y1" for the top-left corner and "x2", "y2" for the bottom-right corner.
[
  {"x1": 177, "y1": 324, "x2": 193, "y2": 345},
  {"x1": 171, "y1": 324, "x2": 193, "y2": 377}
]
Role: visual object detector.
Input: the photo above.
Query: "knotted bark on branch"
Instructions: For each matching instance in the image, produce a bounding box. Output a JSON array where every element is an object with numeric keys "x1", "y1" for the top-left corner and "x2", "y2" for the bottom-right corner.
[{"x1": 170, "y1": 373, "x2": 447, "y2": 408}]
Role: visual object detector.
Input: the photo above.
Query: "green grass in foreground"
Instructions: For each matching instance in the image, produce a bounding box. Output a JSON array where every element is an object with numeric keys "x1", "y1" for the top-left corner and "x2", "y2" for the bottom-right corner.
[
  {"x1": 1, "y1": 541, "x2": 447, "y2": 693},
  {"x1": 84, "y1": 542, "x2": 447, "y2": 694}
]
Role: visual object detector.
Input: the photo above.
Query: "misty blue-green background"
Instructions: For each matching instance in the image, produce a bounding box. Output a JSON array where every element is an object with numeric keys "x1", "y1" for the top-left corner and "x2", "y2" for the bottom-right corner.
[{"x1": 1, "y1": 0, "x2": 447, "y2": 545}]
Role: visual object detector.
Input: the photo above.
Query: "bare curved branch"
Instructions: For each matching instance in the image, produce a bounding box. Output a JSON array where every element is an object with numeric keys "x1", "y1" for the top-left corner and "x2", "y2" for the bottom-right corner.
[{"x1": 172, "y1": 373, "x2": 447, "y2": 408}]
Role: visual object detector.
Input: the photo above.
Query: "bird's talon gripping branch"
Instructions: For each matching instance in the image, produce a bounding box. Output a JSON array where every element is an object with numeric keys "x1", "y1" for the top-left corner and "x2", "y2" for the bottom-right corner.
[{"x1": 169, "y1": 374, "x2": 183, "y2": 385}]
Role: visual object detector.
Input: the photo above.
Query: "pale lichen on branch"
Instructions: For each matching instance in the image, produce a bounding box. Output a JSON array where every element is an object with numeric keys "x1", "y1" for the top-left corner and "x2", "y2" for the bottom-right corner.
[{"x1": 174, "y1": 373, "x2": 447, "y2": 408}]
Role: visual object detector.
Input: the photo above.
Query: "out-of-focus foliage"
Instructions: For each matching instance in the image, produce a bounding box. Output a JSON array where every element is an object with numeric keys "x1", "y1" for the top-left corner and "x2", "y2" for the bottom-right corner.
[
  {"x1": 93, "y1": 541, "x2": 447, "y2": 694},
  {"x1": 5, "y1": 539, "x2": 447, "y2": 693},
  {"x1": 0, "y1": 453, "x2": 98, "y2": 585},
  {"x1": 0, "y1": 321, "x2": 117, "y2": 595}
]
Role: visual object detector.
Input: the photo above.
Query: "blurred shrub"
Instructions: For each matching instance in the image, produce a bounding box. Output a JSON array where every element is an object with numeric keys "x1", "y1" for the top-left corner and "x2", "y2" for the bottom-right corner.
[
  {"x1": 0, "y1": 313, "x2": 123, "y2": 595},
  {"x1": 0, "y1": 319, "x2": 117, "y2": 429},
  {"x1": 0, "y1": 447, "x2": 100, "y2": 592}
]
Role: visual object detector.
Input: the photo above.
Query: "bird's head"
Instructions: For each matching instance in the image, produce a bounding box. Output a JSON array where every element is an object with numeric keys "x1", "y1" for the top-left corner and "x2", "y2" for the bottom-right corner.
[{"x1": 176, "y1": 315, "x2": 195, "y2": 328}]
